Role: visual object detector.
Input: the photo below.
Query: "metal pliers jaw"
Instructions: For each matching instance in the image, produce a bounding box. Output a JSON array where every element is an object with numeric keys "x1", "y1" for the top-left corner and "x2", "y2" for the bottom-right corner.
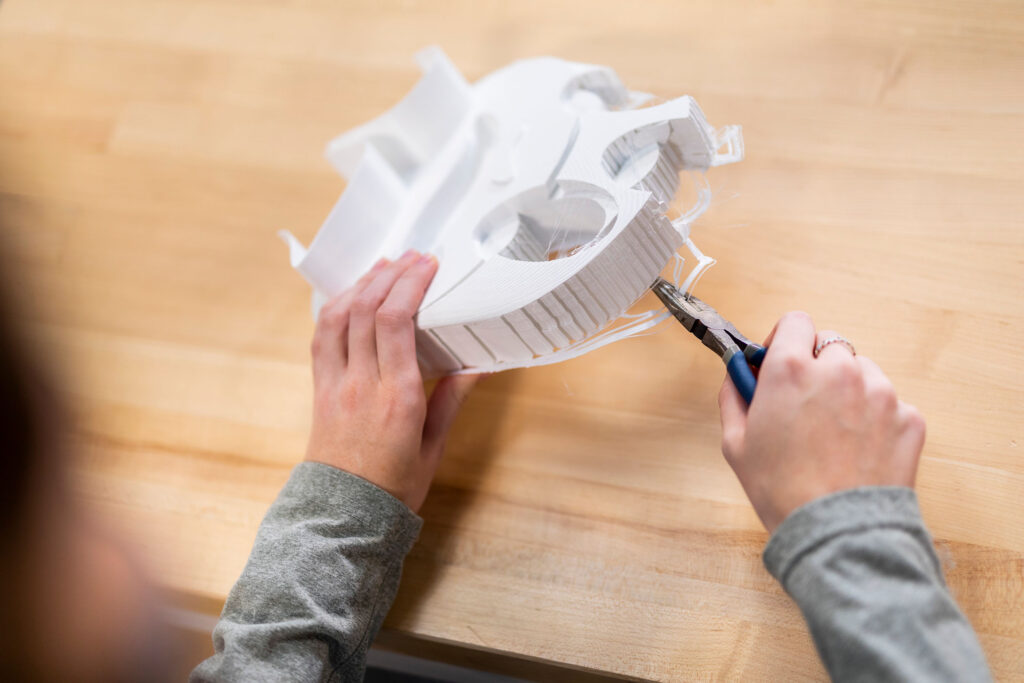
[{"x1": 652, "y1": 277, "x2": 765, "y2": 404}]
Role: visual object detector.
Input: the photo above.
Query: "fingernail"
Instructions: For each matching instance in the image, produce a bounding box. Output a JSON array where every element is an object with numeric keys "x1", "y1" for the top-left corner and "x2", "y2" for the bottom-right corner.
[
  {"x1": 418, "y1": 253, "x2": 437, "y2": 266},
  {"x1": 370, "y1": 257, "x2": 389, "y2": 272},
  {"x1": 401, "y1": 248, "x2": 419, "y2": 262}
]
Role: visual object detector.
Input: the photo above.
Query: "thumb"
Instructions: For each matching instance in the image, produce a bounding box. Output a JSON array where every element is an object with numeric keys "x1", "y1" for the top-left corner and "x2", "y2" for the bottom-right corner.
[
  {"x1": 718, "y1": 374, "x2": 748, "y2": 462},
  {"x1": 422, "y1": 373, "x2": 480, "y2": 460}
]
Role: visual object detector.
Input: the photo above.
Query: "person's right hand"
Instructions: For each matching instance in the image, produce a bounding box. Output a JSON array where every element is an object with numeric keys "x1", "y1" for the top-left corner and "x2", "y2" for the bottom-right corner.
[{"x1": 718, "y1": 312, "x2": 926, "y2": 533}]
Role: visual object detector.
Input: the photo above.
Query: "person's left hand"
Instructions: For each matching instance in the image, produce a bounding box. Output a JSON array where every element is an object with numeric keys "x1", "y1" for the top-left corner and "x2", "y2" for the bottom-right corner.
[{"x1": 304, "y1": 250, "x2": 479, "y2": 512}]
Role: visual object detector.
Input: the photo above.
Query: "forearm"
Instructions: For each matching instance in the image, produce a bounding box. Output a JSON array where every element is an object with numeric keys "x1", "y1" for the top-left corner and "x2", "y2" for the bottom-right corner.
[
  {"x1": 191, "y1": 462, "x2": 422, "y2": 683},
  {"x1": 765, "y1": 487, "x2": 991, "y2": 682}
]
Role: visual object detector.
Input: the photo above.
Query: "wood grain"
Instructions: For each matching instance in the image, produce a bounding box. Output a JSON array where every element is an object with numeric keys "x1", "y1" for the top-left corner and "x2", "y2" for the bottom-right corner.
[{"x1": 2, "y1": 0, "x2": 1022, "y2": 679}]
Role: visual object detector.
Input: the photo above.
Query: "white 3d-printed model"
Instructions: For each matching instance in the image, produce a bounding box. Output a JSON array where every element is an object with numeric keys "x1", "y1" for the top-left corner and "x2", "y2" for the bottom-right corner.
[{"x1": 281, "y1": 48, "x2": 743, "y2": 376}]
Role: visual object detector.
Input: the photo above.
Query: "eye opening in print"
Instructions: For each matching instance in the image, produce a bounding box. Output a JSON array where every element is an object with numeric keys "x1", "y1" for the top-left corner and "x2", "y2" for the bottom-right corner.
[{"x1": 473, "y1": 182, "x2": 617, "y2": 262}]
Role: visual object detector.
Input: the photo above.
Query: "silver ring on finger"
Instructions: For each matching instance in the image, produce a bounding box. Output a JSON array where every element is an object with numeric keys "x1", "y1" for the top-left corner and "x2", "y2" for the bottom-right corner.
[{"x1": 814, "y1": 335, "x2": 856, "y2": 358}]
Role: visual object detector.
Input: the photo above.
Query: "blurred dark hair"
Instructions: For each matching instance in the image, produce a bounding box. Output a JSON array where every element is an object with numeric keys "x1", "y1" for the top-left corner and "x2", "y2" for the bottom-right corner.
[{"x1": 0, "y1": 239, "x2": 54, "y2": 541}]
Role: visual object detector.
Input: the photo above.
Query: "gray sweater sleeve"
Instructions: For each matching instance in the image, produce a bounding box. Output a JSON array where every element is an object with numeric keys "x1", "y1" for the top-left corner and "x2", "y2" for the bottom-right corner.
[
  {"x1": 764, "y1": 487, "x2": 992, "y2": 682},
  {"x1": 190, "y1": 462, "x2": 422, "y2": 683}
]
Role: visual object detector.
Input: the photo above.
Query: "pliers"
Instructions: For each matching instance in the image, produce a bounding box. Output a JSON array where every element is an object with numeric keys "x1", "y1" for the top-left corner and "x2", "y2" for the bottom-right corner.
[{"x1": 651, "y1": 277, "x2": 766, "y2": 405}]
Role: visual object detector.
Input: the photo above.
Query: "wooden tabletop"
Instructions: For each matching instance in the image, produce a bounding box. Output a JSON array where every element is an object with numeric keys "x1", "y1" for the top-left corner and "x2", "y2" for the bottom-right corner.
[{"x1": 3, "y1": 0, "x2": 1022, "y2": 679}]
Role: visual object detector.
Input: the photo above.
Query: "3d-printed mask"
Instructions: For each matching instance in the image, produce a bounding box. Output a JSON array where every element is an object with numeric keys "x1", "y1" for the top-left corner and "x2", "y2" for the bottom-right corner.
[{"x1": 281, "y1": 48, "x2": 743, "y2": 376}]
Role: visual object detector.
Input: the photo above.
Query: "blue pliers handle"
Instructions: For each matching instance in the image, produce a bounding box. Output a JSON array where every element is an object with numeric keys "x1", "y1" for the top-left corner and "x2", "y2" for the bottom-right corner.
[{"x1": 652, "y1": 278, "x2": 766, "y2": 405}]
